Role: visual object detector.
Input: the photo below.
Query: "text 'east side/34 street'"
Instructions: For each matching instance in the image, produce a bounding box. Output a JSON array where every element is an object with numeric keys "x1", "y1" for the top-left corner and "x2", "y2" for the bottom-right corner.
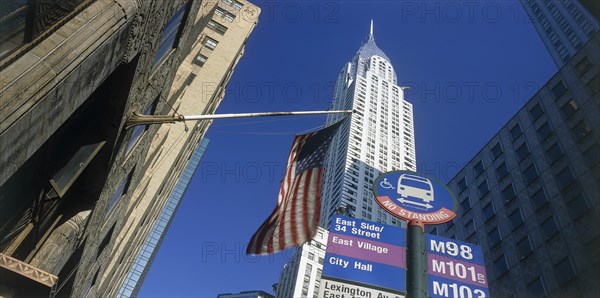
[{"x1": 334, "y1": 217, "x2": 384, "y2": 239}]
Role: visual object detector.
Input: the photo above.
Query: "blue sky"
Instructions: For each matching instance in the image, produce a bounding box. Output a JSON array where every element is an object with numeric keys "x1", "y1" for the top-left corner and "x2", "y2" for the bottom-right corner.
[{"x1": 139, "y1": 1, "x2": 556, "y2": 296}]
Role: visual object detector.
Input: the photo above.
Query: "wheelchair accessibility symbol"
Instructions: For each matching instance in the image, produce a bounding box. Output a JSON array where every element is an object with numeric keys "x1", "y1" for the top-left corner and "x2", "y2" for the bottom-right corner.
[{"x1": 379, "y1": 178, "x2": 395, "y2": 190}]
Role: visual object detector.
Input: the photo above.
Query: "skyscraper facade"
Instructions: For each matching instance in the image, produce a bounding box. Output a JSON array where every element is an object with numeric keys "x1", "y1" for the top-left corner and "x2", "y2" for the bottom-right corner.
[
  {"x1": 116, "y1": 139, "x2": 209, "y2": 297},
  {"x1": 276, "y1": 24, "x2": 416, "y2": 297},
  {"x1": 0, "y1": 0, "x2": 259, "y2": 297},
  {"x1": 519, "y1": 0, "x2": 599, "y2": 67},
  {"x1": 430, "y1": 32, "x2": 600, "y2": 297}
]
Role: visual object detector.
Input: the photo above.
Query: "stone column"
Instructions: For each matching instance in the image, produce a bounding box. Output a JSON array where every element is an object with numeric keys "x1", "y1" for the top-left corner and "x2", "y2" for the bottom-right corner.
[{"x1": 29, "y1": 210, "x2": 90, "y2": 274}]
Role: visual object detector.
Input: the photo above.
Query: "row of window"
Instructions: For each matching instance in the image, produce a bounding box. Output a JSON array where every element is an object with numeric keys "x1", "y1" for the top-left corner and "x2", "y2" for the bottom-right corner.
[{"x1": 494, "y1": 253, "x2": 577, "y2": 294}]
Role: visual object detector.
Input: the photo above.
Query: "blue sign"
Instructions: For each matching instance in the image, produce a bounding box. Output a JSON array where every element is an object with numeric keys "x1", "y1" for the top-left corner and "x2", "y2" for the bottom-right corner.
[
  {"x1": 373, "y1": 171, "x2": 458, "y2": 224},
  {"x1": 324, "y1": 254, "x2": 406, "y2": 291},
  {"x1": 322, "y1": 216, "x2": 406, "y2": 293},
  {"x1": 426, "y1": 234, "x2": 485, "y2": 265},
  {"x1": 426, "y1": 234, "x2": 489, "y2": 298}
]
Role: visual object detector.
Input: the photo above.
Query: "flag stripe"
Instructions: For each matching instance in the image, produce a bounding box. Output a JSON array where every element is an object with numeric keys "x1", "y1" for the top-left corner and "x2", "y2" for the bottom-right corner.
[
  {"x1": 280, "y1": 173, "x2": 300, "y2": 251},
  {"x1": 301, "y1": 170, "x2": 312, "y2": 242},
  {"x1": 289, "y1": 172, "x2": 301, "y2": 246}
]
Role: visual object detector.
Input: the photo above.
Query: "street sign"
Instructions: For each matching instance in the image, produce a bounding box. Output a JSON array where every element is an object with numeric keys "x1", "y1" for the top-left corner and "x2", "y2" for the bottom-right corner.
[
  {"x1": 426, "y1": 234, "x2": 489, "y2": 298},
  {"x1": 320, "y1": 215, "x2": 407, "y2": 296},
  {"x1": 373, "y1": 171, "x2": 458, "y2": 224},
  {"x1": 320, "y1": 277, "x2": 404, "y2": 298}
]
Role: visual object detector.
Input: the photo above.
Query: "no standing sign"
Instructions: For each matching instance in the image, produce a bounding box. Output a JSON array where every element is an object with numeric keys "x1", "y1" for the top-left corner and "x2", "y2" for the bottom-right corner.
[{"x1": 373, "y1": 171, "x2": 458, "y2": 224}]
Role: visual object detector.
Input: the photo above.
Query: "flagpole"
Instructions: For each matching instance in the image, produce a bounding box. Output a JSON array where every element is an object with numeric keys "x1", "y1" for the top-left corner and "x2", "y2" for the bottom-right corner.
[{"x1": 125, "y1": 110, "x2": 353, "y2": 129}]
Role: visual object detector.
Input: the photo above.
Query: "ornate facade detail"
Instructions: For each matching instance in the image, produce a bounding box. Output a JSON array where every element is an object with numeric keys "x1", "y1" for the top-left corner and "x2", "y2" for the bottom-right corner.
[
  {"x1": 29, "y1": 210, "x2": 91, "y2": 274},
  {"x1": 123, "y1": 13, "x2": 146, "y2": 63},
  {"x1": 0, "y1": 253, "x2": 58, "y2": 288}
]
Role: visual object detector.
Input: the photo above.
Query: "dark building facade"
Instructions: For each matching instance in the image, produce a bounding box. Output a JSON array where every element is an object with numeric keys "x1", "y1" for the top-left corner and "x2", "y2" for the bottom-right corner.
[
  {"x1": 0, "y1": 0, "x2": 259, "y2": 297},
  {"x1": 430, "y1": 32, "x2": 600, "y2": 297},
  {"x1": 519, "y1": 0, "x2": 599, "y2": 67}
]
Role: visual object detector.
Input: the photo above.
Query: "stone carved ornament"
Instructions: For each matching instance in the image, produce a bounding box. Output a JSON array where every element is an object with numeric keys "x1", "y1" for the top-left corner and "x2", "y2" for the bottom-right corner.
[{"x1": 29, "y1": 210, "x2": 91, "y2": 275}]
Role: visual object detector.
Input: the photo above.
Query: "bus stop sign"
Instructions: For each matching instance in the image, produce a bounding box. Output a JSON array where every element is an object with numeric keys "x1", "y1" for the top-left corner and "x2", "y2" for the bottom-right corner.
[{"x1": 373, "y1": 171, "x2": 457, "y2": 224}]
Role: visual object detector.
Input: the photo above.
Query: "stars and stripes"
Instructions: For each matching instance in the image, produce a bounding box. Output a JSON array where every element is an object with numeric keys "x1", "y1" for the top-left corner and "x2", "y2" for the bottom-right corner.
[{"x1": 246, "y1": 120, "x2": 343, "y2": 255}]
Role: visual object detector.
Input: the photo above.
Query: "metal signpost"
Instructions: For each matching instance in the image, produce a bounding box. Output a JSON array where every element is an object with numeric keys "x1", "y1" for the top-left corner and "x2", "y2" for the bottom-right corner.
[
  {"x1": 320, "y1": 215, "x2": 407, "y2": 297},
  {"x1": 373, "y1": 171, "x2": 459, "y2": 298}
]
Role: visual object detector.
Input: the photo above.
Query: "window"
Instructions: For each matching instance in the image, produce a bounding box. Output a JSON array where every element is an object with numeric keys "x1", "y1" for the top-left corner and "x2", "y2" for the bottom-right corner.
[
  {"x1": 222, "y1": 0, "x2": 243, "y2": 10},
  {"x1": 517, "y1": 236, "x2": 533, "y2": 260},
  {"x1": 583, "y1": 143, "x2": 600, "y2": 166},
  {"x1": 537, "y1": 122, "x2": 553, "y2": 141},
  {"x1": 529, "y1": 103, "x2": 544, "y2": 121},
  {"x1": 510, "y1": 123, "x2": 523, "y2": 141},
  {"x1": 567, "y1": 194, "x2": 588, "y2": 219},
  {"x1": 126, "y1": 98, "x2": 158, "y2": 154},
  {"x1": 107, "y1": 171, "x2": 133, "y2": 214},
  {"x1": 531, "y1": 188, "x2": 548, "y2": 210},
  {"x1": 477, "y1": 181, "x2": 489, "y2": 197},
  {"x1": 516, "y1": 143, "x2": 530, "y2": 161},
  {"x1": 560, "y1": 99, "x2": 578, "y2": 119},
  {"x1": 207, "y1": 20, "x2": 228, "y2": 35},
  {"x1": 488, "y1": 227, "x2": 501, "y2": 248},
  {"x1": 154, "y1": 2, "x2": 190, "y2": 66},
  {"x1": 502, "y1": 184, "x2": 516, "y2": 204},
  {"x1": 587, "y1": 74, "x2": 600, "y2": 95},
  {"x1": 523, "y1": 164, "x2": 539, "y2": 185},
  {"x1": 483, "y1": 202, "x2": 495, "y2": 222},
  {"x1": 555, "y1": 257, "x2": 577, "y2": 285},
  {"x1": 445, "y1": 220, "x2": 455, "y2": 231},
  {"x1": 571, "y1": 120, "x2": 592, "y2": 141},
  {"x1": 491, "y1": 143, "x2": 503, "y2": 160},
  {"x1": 464, "y1": 219, "x2": 475, "y2": 237},
  {"x1": 546, "y1": 143, "x2": 563, "y2": 164},
  {"x1": 527, "y1": 276, "x2": 546, "y2": 298},
  {"x1": 575, "y1": 57, "x2": 592, "y2": 76},
  {"x1": 215, "y1": 7, "x2": 236, "y2": 22},
  {"x1": 97, "y1": 224, "x2": 115, "y2": 259},
  {"x1": 461, "y1": 197, "x2": 471, "y2": 214},
  {"x1": 496, "y1": 162, "x2": 509, "y2": 180},
  {"x1": 81, "y1": 269, "x2": 100, "y2": 298},
  {"x1": 457, "y1": 177, "x2": 468, "y2": 194},
  {"x1": 551, "y1": 81, "x2": 567, "y2": 98},
  {"x1": 204, "y1": 36, "x2": 218, "y2": 50},
  {"x1": 193, "y1": 53, "x2": 208, "y2": 67},
  {"x1": 473, "y1": 160, "x2": 484, "y2": 177},
  {"x1": 555, "y1": 167, "x2": 575, "y2": 190},
  {"x1": 494, "y1": 255, "x2": 509, "y2": 277},
  {"x1": 541, "y1": 216, "x2": 560, "y2": 240},
  {"x1": 50, "y1": 141, "x2": 106, "y2": 197},
  {"x1": 509, "y1": 208, "x2": 524, "y2": 230}
]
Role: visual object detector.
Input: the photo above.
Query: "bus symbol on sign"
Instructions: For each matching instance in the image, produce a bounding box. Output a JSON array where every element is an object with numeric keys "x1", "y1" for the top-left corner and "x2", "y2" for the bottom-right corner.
[
  {"x1": 397, "y1": 174, "x2": 433, "y2": 202},
  {"x1": 373, "y1": 171, "x2": 457, "y2": 224}
]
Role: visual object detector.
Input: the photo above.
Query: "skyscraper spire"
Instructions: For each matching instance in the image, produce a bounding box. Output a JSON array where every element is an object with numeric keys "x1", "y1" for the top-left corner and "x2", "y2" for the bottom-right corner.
[{"x1": 369, "y1": 19, "x2": 374, "y2": 41}]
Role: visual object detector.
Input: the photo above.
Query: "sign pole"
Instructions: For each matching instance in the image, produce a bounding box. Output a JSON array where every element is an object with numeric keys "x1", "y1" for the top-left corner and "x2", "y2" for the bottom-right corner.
[{"x1": 406, "y1": 219, "x2": 428, "y2": 298}]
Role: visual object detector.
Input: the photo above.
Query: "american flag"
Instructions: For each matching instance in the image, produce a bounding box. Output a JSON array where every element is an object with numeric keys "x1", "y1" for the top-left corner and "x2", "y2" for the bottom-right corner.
[{"x1": 246, "y1": 120, "x2": 343, "y2": 255}]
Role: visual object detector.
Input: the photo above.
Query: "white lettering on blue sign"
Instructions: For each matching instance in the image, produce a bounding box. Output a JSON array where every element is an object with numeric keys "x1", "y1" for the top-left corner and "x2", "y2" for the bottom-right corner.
[
  {"x1": 429, "y1": 239, "x2": 473, "y2": 260},
  {"x1": 432, "y1": 281, "x2": 487, "y2": 298}
]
